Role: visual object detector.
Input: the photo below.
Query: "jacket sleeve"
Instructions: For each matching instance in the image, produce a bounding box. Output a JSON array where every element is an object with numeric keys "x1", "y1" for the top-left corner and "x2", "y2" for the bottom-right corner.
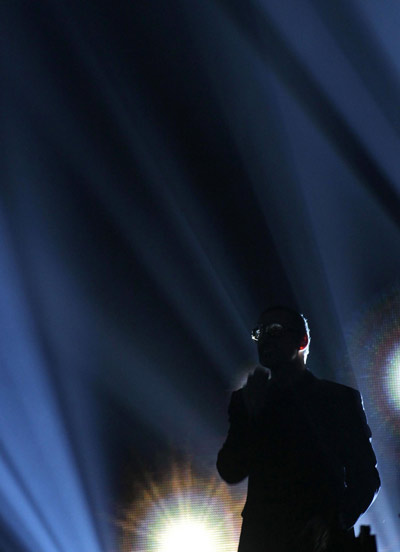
[
  {"x1": 340, "y1": 390, "x2": 380, "y2": 528},
  {"x1": 216, "y1": 390, "x2": 254, "y2": 484}
]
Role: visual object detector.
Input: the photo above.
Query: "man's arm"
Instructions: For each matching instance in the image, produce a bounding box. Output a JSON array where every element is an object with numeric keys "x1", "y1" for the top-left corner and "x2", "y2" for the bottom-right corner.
[
  {"x1": 340, "y1": 390, "x2": 380, "y2": 529},
  {"x1": 216, "y1": 390, "x2": 254, "y2": 484}
]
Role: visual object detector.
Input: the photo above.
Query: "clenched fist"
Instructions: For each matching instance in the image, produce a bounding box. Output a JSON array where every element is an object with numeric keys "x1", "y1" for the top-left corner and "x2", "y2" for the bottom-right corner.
[{"x1": 242, "y1": 366, "x2": 271, "y2": 418}]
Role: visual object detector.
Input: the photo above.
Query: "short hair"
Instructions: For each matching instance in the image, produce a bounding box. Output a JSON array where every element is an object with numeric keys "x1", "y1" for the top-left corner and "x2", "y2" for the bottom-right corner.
[{"x1": 259, "y1": 305, "x2": 311, "y2": 346}]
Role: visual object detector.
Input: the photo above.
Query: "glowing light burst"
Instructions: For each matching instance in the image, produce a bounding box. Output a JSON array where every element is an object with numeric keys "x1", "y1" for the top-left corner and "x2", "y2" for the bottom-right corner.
[
  {"x1": 118, "y1": 461, "x2": 244, "y2": 552},
  {"x1": 347, "y1": 286, "x2": 400, "y2": 443},
  {"x1": 159, "y1": 518, "x2": 218, "y2": 552},
  {"x1": 386, "y1": 346, "x2": 400, "y2": 409}
]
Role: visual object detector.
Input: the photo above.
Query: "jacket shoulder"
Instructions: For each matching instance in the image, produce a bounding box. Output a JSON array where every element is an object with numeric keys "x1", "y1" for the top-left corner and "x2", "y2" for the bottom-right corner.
[
  {"x1": 311, "y1": 377, "x2": 364, "y2": 414},
  {"x1": 316, "y1": 377, "x2": 360, "y2": 399}
]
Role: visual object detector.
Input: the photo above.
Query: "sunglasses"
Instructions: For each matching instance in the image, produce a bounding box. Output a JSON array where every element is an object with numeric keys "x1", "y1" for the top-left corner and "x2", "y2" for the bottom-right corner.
[{"x1": 251, "y1": 323, "x2": 298, "y2": 342}]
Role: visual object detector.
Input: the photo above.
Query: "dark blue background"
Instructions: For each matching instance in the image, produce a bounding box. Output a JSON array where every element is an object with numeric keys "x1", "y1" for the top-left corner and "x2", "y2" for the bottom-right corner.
[{"x1": 1, "y1": 1, "x2": 400, "y2": 550}]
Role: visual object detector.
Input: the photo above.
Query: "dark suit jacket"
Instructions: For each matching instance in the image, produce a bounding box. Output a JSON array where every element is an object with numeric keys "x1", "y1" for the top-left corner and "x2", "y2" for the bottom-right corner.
[{"x1": 217, "y1": 371, "x2": 380, "y2": 536}]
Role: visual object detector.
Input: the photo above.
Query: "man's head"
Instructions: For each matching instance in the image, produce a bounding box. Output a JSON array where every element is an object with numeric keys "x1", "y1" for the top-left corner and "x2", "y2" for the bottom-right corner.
[{"x1": 252, "y1": 306, "x2": 310, "y2": 368}]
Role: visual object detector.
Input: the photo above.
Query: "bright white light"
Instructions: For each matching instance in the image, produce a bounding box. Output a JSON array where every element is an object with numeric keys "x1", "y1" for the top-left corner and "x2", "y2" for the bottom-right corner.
[
  {"x1": 386, "y1": 347, "x2": 400, "y2": 409},
  {"x1": 159, "y1": 518, "x2": 218, "y2": 552},
  {"x1": 121, "y1": 464, "x2": 242, "y2": 552}
]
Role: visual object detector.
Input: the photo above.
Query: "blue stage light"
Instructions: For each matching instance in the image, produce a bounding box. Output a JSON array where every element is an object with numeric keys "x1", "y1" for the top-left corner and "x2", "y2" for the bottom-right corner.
[
  {"x1": 0, "y1": 209, "x2": 112, "y2": 552},
  {"x1": 385, "y1": 346, "x2": 400, "y2": 410}
]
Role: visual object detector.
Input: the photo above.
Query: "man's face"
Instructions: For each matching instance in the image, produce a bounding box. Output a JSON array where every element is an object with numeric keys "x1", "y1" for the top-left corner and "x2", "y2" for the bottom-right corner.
[{"x1": 256, "y1": 310, "x2": 304, "y2": 368}]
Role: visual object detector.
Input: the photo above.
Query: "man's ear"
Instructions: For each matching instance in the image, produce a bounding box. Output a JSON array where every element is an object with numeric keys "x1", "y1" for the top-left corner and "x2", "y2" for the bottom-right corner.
[{"x1": 299, "y1": 334, "x2": 309, "y2": 351}]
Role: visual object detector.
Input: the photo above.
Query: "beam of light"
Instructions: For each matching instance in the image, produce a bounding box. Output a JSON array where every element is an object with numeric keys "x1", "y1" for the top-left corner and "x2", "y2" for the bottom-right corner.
[
  {"x1": 118, "y1": 461, "x2": 244, "y2": 552},
  {"x1": 40, "y1": 2, "x2": 252, "y2": 380},
  {"x1": 0, "y1": 205, "x2": 111, "y2": 551},
  {"x1": 385, "y1": 346, "x2": 400, "y2": 410}
]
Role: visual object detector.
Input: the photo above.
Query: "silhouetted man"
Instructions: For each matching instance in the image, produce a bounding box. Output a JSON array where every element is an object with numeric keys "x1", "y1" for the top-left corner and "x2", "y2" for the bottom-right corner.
[{"x1": 217, "y1": 306, "x2": 380, "y2": 552}]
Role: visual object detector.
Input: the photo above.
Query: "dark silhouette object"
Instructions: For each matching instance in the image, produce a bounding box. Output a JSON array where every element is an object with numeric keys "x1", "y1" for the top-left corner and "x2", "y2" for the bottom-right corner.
[
  {"x1": 355, "y1": 525, "x2": 378, "y2": 552},
  {"x1": 217, "y1": 307, "x2": 380, "y2": 552}
]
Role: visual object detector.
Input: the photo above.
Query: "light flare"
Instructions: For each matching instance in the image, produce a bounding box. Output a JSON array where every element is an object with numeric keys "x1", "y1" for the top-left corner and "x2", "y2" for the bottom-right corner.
[
  {"x1": 159, "y1": 518, "x2": 218, "y2": 552},
  {"x1": 118, "y1": 461, "x2": 244, "y2": 552},
  {"x1": 386, "y1": 346, "x2": 400, "y2": 409}
]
